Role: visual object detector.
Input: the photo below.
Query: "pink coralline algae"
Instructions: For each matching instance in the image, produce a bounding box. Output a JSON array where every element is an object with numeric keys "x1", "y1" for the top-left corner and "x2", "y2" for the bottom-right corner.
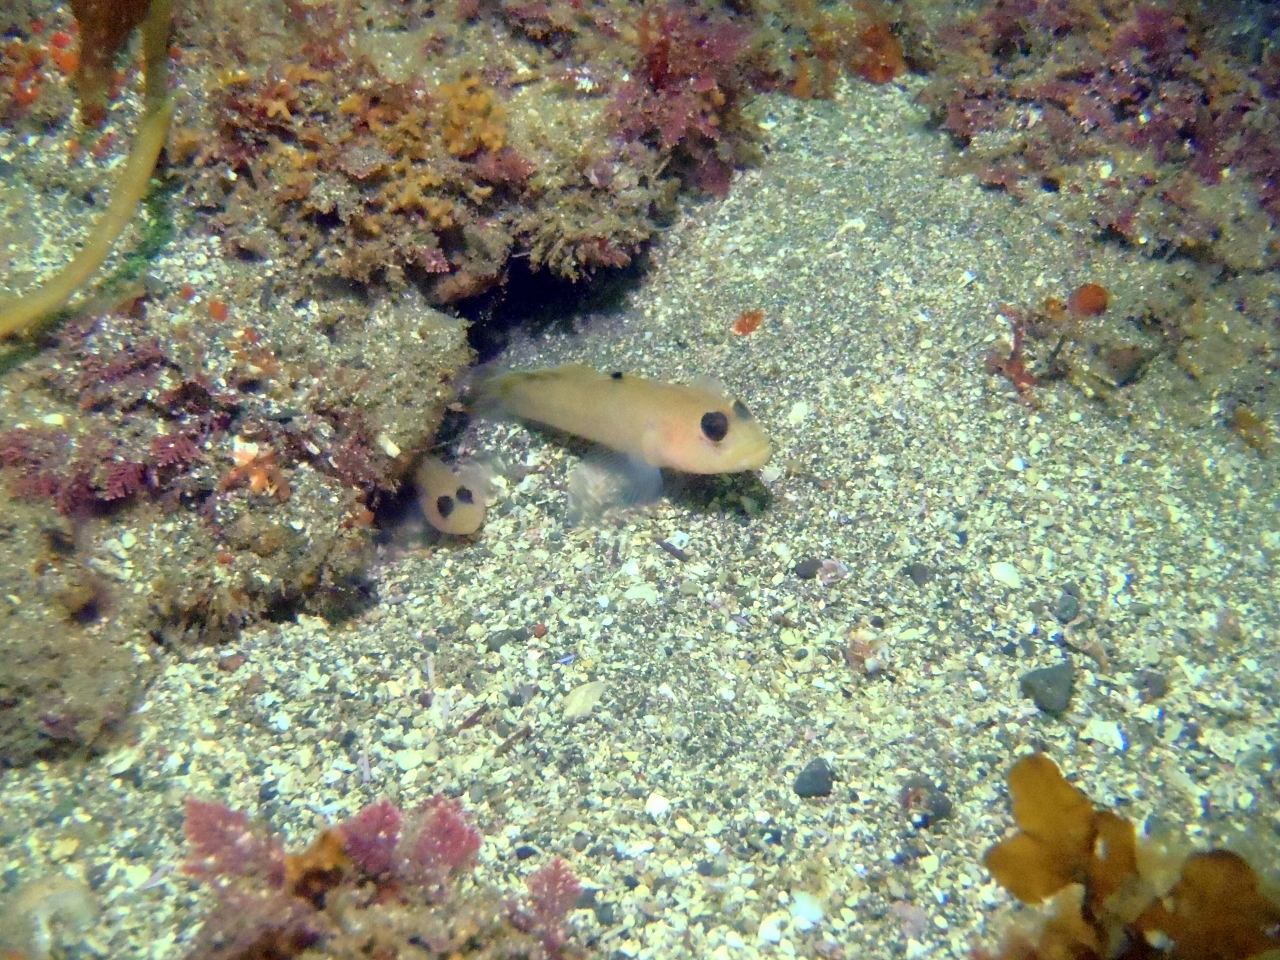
[
  {"x1": 609, "y1": 6, "x2": 768, "y2": 196},
  {"x1": 179, "y1": 794, "x2": 586, "y2": 959},
  {"x1": 920, "y1": 0, "x2": 1280, "y2": 268}
]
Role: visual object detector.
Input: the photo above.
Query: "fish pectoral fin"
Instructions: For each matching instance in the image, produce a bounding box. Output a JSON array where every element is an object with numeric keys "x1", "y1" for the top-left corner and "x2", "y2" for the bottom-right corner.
[{"x1": 566, "y1": 450, "x2": 663, "y2": 525}]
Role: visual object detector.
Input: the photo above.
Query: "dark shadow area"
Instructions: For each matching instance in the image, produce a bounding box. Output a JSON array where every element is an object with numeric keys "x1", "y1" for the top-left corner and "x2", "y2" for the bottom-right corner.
[
  {"x1": 456, "y1": 254, "x2": 649, "y2": 364},
  {"x1": 663, "y1": 470, "x2": 774, "y2": 520}
]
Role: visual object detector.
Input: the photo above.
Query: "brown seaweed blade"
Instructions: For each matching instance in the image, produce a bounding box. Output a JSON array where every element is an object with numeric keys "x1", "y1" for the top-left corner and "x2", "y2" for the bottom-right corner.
[
  {"x1": 982, "y1": 754, "x2": 1280, "y2": 960},
  {"x1": 0, "y1": 0, "x2": 171, "y2": 340},
  {"x1": 68, "y1": 0, "x2": 154, "y2": 127}
]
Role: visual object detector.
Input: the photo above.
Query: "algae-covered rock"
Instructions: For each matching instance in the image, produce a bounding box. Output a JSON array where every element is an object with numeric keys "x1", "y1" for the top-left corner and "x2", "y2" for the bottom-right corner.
[
  {"x1": 0, "y1": 501, "x2": 141, "y2": 767},
  {"x1": 0, "y1": 278, "x2": 472, "y2": 766}
]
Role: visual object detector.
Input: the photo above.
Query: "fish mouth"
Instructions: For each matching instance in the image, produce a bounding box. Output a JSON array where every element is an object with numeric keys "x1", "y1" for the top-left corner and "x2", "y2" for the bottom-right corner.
[{"x1": 738, "y1": 439, "x2": 773, "y2": 471}]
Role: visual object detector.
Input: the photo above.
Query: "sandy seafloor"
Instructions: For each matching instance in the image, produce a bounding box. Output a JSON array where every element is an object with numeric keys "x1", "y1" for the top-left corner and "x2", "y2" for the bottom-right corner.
[{"x1": 2, "y1": 78, "x2": 1279, "y2": 960}]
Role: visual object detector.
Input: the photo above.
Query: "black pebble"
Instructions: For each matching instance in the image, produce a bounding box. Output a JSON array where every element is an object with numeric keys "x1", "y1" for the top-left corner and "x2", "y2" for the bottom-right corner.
[
  {"x1": 794, "y1": 557, "x2": 822, "y2": 579},
  {"x1": 514, "y1": 844, "x2": 539, "y2": 860},
  {"x1": 793, "y1": 758, "x2": 834, "y2": 798},
  {"x1": 258, "y1": 782, "x2": 278, "y2": 802},
  {"x1": 1020, "y1": 659, "x2": 1075, "y2": 715},
  {"x1": 1137, "y1": 670, "x2": 1168, "y2": 701},
  {"x1": 486, "y1": 627, "x2": 531, "y2": 653},
  {"x1": 904, "y1": 562, "x2": 934, "y2": 586},
  {"x1": 1054, "y1": 585, "x2": 1081, "y2": 624}
]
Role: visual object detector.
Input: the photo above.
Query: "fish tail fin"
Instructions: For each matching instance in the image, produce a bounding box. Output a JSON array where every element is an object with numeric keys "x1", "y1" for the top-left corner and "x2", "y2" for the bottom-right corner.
[{"x1": 466, "y1": 364, "x2": 519, "y2": 420}]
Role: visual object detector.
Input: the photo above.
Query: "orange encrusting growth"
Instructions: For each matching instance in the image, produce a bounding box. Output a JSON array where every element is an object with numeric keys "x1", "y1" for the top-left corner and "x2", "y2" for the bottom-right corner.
[{"x1": 789, "y1": 2, "x2": 906, "y2": 100}]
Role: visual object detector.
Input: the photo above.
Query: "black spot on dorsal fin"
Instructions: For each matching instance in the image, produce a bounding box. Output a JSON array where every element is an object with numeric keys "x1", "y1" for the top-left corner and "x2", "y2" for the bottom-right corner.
[
  {"x1": 456, "y1": 485, "x2": 474, "y2": 504},
  {"x1": 701, "y1": 411, "x2": 729, "y2": 442}
]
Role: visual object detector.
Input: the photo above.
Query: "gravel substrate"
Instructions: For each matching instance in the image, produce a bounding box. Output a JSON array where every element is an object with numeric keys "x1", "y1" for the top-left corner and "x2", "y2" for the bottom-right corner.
[{"x1": 2, "y1": 78, "x2": 1277, "y2": 960}]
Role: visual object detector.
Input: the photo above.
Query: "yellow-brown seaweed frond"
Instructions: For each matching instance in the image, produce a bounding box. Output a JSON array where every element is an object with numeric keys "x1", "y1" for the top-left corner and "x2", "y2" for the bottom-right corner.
[
  {"x1": 0, "y1": 97, "x2": 173, "y2": 339},
  {"x1": 0, "y1": 0, "x2": 171, "y2": 340},
  {"x1": 981, "y1": 753, "x2": 1280, "y2": 960},
  {"x1": 984, "y1": 753, "x2": 1136, "y2": 910}
]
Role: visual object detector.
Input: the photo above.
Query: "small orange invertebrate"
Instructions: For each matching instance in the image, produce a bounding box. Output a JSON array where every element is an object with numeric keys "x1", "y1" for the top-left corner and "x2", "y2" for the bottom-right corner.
[
  {"x1": 1067, "y1": 282, "x2": 1108, "y2": 317},
  {"x1": 854, "y1": 23, "x2": 906, "y2": 84},
  {"x1": 51, "y1": 46, "x2": 79, "y2": 74},
  {"x1": 90, "y1": 130, "x2": 116, "y2": 160},
  {"x1": 207, "y1": 298, "x2": 229, "y2": 322},
  {"x1": 49, "y1": 31, "x2": 78, "y2": 75},
  {"x1": 733, "y1": 308, "x2": 764, "y2": 336},
  {"x1": 12, "y1": 79, "x2": 40, "y2": 108},
  {"x1": 219, "y1": 438, "x2": 290, "y2": 500}
]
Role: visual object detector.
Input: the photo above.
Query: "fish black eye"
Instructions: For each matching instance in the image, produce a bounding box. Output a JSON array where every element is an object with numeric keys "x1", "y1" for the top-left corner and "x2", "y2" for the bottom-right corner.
[
  {"x1": 436, "y1": 495, "x2": 455, "y2": 519},
  {"x1": 701, "y1": 410, "x2": 730, "y2": 443},
  {"x1": 610, "y1": 371, "x2": 624, "y2": 380},
  {"x1": 456, "y1": 485, "x2": 474, "y2": 504},
  {"x1": 732, "y1": 399, "x2": 753, "y2": 420}
]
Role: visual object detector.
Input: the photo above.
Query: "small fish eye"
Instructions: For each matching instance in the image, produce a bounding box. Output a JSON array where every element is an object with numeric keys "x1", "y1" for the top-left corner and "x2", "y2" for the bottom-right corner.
[
  {"x1": 701, "y1": 410, "x2": 730, "y2": 443},
  {"x1": 732, "y1": 399, "x2": 753, "y2": 420},
  {"x1": 455, "y1": 485, "x2": 474, "y2": 504},
  {"x1": 435, "y1": 495, "x2": 455, "y2": 519},
  {"x1": 610, "y1": 371, "x2": 624, "y2": 380}
]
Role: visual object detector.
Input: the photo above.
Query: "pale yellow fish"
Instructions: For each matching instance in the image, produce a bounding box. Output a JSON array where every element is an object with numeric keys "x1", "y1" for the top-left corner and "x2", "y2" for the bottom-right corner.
[
  {"x1": 416, "y1": 457, "x2": 490, "y2": 535},
  {"x1": 478, "y1": 364, "x2": 771, "y2": 473}
]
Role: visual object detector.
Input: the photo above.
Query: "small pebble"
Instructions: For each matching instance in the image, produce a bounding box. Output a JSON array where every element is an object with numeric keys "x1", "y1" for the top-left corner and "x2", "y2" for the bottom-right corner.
[
  {"x1": 758, "y1": 915, "x2": 784, "y2": 944},
  {"x1": 794, "y1": 557, "x2": 822, "y2": 579},
  {"x1": 903, "y1": 562, "x2": 933, "y2": 586},
  {"x1": 1137, "y1": 669, "x2": 1168, "y2": 701},
  {"x1": 793, "y1": 758, "x2": 834, "y2": 798},
  {"x1": 1020, "y1": 659, "x2": 1075, "y2": 715},
  {"x1": 394, "y1": 749, "x2": 423, "y2": 771},
  {"x1": 563, "y1": 680, "x2": 607, "y2": 719},
  {"x1": 645, "y1": 792, "x2": 671, "y2": 820},
  {"x1": 990, "y1": 561, "x2": 1022, "y2": 589},
  {"x1": 899, "y1": 777, "x2": 954, "y2": 829},
  {"x1": 1054, "y1": 585, "x2": 1081, "y2": 624},
  {"x1": 1081, "y1": 716, "x2": 1127, "y2": 751},
  {"x1": 790, "y1": 891, "x2": 824, "y2": 929}
]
